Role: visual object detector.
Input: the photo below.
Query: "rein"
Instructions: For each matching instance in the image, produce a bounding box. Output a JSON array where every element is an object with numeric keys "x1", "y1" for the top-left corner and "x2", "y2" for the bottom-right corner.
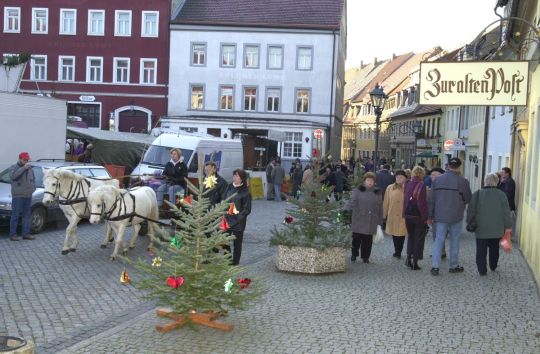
[{"x1": 45, "y1": 177, "x2": 91, "y2": 218}]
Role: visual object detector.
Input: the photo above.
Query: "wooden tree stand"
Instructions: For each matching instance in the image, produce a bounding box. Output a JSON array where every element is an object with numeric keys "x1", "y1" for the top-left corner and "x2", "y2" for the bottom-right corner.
[{"x1": 155, "y1": 308, "x2": 233, "y2": 332}]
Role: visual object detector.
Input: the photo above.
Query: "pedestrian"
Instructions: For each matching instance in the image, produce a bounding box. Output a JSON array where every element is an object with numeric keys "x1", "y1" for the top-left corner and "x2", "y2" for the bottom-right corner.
[
  {"x1": 291, "y1": 162, "x2": 303, "y2": 198},
  {"x1": 302, "y1": 163, "x2": 314, "y2": 188},
  {"x1": 9, "y1": 152, "x2": 36, "y2": 241},
  {"x1": 403, "y1": 166, "x2": 428, "y2": 270},
  {"x1": 271, "y1": 159, "x2": 285, "y2": 201},
  {"x1": 223, "y1": 169, "x2": 252, "y2": 265},
  {"x1": 383, "y1": 170, "x2": 407, "y2": 259},
  {"x1": 156, "y1": 148, "x2": 187, "y2": 207},
  {"x1": 428, "y1": 157, "x2": 472, "y2": 276},
  {"x1": 77, "y1": 144, "x2": 93, "y2": 163},
  {"x1": 343, "y1": 172, "x2": 384, "y2": 264},
  {"x1": 265, "y1": 158, "x2": 275, "y2": 200},
  {"x1": 203, "y1": 161, "x2": 228, "y2": 208},
  {"x1": 467, "y1": 173, "x2": 512, "y2": 276},
  {"x1": 376, "y1": 164, "x2": 395, "y2": 200},
  {"x1": 332, "y1": 165, "x2": 346, "y2": 201},
  {"x1": 426, "y1": 167, "x2": 447, "y2": 258},
  {"x1": 498, "y1": 167, "x2": 516, "y2": 236}
]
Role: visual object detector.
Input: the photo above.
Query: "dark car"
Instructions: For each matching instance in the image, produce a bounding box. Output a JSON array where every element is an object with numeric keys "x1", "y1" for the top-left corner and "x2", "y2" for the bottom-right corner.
[{"x1": 0, "y1": 161, "x2": 111, "y2": 234}]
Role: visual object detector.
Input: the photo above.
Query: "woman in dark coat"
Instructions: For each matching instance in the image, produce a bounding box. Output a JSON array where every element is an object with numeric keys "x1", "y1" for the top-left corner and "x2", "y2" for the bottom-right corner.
[
  {"x1": 223, "y1": 169, "x2": 252, "y2": 265},
  {"x1": 467, "y1": 173, "x2": 512, "y2": 275},
  {"x1": 403, "y1": 166, "x2": 428, "y2": 270},
  {"x1": 156, "y1": 148, "x2": 188, "y2": 207},
  {"x1": 343, "y1": 172, "x2": 383, "y2": 263}
]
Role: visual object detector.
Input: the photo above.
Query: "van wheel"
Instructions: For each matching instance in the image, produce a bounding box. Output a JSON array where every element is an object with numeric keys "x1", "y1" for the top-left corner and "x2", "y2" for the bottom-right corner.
[{"x1": 30, "y1": 207, "x2": 47, "y2": 234}]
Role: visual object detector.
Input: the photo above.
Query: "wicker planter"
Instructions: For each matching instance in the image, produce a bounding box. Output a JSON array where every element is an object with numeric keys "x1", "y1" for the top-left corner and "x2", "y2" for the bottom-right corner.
[{"x1": 275, "y1": 245, "x2": 347, "y2": 274}]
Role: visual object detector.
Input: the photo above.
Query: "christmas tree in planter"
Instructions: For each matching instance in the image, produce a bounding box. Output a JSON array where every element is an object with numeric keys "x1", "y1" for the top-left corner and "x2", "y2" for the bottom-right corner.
[
  {"x1": 123, "y1": 169, "x2": 264, "y2": 332},
  {"x1": 270, "y1": 160, "x2": 350, "y2": 274}
]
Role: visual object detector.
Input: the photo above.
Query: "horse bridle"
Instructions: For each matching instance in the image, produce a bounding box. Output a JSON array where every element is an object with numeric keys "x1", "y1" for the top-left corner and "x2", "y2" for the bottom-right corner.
[{"x1": 44, "y1": 177, "x2": 91, "y2": 218}]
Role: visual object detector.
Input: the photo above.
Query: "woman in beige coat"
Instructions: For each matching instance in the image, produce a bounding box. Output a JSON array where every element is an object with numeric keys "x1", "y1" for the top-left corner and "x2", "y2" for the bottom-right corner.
[{"x1": 383, "y1": 170, "x2": 408, "y2": 259}]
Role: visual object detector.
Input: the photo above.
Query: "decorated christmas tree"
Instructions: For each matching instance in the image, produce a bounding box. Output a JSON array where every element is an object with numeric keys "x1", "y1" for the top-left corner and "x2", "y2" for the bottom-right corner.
[
  {"x1": 123, "y1": 168, "x2": 264, "y2": 331},
  {"x1": 270, "y1": 160, "x2": 349, "y2": 249}
]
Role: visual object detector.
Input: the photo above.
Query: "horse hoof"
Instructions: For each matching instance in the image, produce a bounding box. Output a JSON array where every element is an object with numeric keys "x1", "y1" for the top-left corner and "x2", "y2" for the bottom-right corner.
[
  {"x1": 109, "y1": 256, "x2": 116, "y2": 262},
  {"x1": 109, "y1": 237, "x2": 115, "y2": 243},
  {"x1": 69, "y1": 248, "x2": 76, "y2": 253},
  {"x1": 122, "y1": 250, "x2": 128, "y2": 256},
  {"x1": 61, "y1": 250, "x2": 69, "y2": 255},
  {"x1": 129, "y1": 245, "x2": 135, "y2": 250},
  {"x1": 100, "y1": 244, "x2": 107, "y2": 249}
]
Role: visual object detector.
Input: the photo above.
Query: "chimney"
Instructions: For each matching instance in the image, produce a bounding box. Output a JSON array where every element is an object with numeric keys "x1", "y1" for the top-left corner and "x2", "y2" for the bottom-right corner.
[
  {"x1": 360, "y1": 60, "x2": 364, "y2": 68},
  {"x1": 373, "y1": 57, "x2": 378, "y2": 65},
  {"x1": 392, "y1": 53, "x2": 397, "y2": 60}
]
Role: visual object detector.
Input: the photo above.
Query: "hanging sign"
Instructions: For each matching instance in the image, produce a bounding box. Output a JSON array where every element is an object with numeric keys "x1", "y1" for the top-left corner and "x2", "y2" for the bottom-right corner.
[
  {"x1": 419, "y1": 61, "x2": 528, "y2": 106},
  {"x1": 314, "y1": 129, "x2": 324, "y2": 139}
]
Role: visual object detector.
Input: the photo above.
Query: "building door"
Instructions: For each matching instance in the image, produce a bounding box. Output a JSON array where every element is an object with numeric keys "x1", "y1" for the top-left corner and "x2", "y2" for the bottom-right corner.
[
  {"x1": 118, "y1": 109, "x2": 148, "y2": 133},
  {"x1": 68, "y1": 103, "x2": 100, "y2": 128}
]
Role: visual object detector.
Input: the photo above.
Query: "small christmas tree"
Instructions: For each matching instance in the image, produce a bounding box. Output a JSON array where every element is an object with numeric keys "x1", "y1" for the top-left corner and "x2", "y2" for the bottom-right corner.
[
  {"x1": 123, "y1": 167, "x2": 264, "y2": 331},
  {"x1": 270, "y1": 160, "x2": 349, "y2": 249}
]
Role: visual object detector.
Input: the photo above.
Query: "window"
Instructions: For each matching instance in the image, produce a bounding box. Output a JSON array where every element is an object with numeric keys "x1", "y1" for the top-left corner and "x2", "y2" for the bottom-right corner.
[
  {"x1": 244, "y1": 45, "x2": 259, "y2": 68},
  {"x1": 115, "y1": 10, "x2": 131, "y2": 36},
  {"x1": 68, "y1": 103, "x2": 100, "y2": 128},
  {"x1": 59, "y1": 9, "x2": 76, "y2": 35},
  {"x1": 191, "y1": 43, "x2": 206, "y2": 66},
  {"x1": 266, "y1": 88, "x2": 280, "y2": 112},
  {"x1": 140, "y1": 58, "x2": 157, "y2": 84},
  {"x1": 58, "y1": 56, "x2": 75, "y2": 81},
  {"x1": 190, "y1": 85, "x2": 204, "y2": 110},
  {"x1": 180, "y1": 127, "x2": 198, "y2": 133},
  {"x1": 243, "y1": 87, "x2": 257, "y2": 111},
  {"x1": 284, "y1": 132, "x2": 302, "y2": 158},
  {"x1": 32, "y1": 8, "x2": 48, "y2": 34},
  {"x1": 3, "y1": 7, "x2": 20, "y2": 33},
  {"x1": 297, "y1": 46, "x2": 313, "y2": 70},
  {"x1": 296, "y1": 89, "x2": 310, "y2": 113},
  {"x1": 86, "y1": 57, "x2": 103, "y2": 82},
  {"x1": 88, "y1": 10, "x2": 105, "y2": 35},
  {"x1": 141, "y1": 11, "x2": 158, "y2": 37},
  {"x1": 267, "y1": 45, "x2": 283, "y2": 69},
  {"x1": 221, "y1": 44, "x2": 236, "y2": 67},
  {"x1": 113, "y1": 58, "x2": 130, "y2": 83},
  {"x1": 220, "y1": 86, "x2": 234, "y2": 111},
  {"x1": 31, "y1": 55, "x2": 47, "y2": 80}
]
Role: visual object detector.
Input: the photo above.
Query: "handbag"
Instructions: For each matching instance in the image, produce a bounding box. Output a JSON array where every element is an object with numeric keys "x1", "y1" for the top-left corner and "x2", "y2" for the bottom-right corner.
[
  {"x1": 466, "y1": 191, "x2": 480, "y2": 232},
  {"x1": 373, "y1": 225, "x2": 384, "y2": 244},
  {"x1": 404, "y1": 182, "x2": 423, "y2": 219},
  {"x1": 500, "y1": 229, "x2": 512, "y2": 253}
]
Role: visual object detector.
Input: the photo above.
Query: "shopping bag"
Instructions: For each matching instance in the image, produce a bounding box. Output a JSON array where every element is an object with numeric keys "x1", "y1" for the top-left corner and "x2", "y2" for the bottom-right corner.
[
  {"x1": 373, "y1": 225, "x2": 384, "y2": 244},
  {"x1": 500, "y1": 230, "x2": 512, "y2": 253}
]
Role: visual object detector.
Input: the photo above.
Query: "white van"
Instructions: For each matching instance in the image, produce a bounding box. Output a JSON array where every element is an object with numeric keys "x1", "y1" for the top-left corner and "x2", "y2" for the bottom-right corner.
[{"x1": 130, "y1": 131, "x2": 243, "y2": 184}]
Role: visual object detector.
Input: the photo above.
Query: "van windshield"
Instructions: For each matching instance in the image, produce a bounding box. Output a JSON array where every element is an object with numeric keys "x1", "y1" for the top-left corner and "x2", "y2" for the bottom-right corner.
[{"x1": 141, "y1": 146, "x2": 194, "y2": 167}]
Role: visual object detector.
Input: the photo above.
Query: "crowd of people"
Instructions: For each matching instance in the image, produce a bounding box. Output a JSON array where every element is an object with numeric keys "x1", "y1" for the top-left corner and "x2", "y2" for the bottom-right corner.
[
  {"x1": 341, "y1": 157, "x2": 516, "y2": 276},
  {"x1": 65, "y1": 138, "x2": 93, "y2": 163}
]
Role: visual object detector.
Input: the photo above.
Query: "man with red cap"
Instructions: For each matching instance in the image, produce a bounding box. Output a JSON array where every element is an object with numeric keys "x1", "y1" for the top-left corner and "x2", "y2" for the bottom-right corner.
[{"x1": 9, "y1": 152, "x2": 36, "y2": 241}]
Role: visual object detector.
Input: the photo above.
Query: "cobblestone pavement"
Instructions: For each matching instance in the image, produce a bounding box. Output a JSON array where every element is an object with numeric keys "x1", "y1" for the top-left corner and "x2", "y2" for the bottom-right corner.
[{"x1": 2, "y1": 199, "x2": 540, "y2": 353}]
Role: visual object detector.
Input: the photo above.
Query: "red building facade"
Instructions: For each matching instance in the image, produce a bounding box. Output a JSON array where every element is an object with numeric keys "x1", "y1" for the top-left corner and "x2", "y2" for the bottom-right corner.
[{"x1": 0, "y1": 0, "x2": 170, "y2": 132}]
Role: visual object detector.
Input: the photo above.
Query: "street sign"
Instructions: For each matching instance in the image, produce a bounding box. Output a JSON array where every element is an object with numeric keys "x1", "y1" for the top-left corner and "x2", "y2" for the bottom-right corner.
[
  {"x1": 444, "y1": 140, "x2": 454, "y2": 151},
  {"x1": 314, "y1": 129, "x2": 323, "y2": 139},
  {"x1": 267, "y1": 129, "x2": 285, "y2": 142},
  {"x1": 444, "y1": 139, "x2": 466, "y2": 151}
]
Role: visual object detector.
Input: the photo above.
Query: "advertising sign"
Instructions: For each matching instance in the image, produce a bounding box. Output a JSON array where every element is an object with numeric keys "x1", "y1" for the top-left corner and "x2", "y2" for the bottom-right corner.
[{"x1": 419, "y1": 61, "x2": 528, "y2": 106}]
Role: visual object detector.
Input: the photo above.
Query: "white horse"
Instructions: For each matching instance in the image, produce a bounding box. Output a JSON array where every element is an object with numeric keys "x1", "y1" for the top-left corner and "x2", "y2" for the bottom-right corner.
[
  {"x1": 42, "y1": 169, "x2": 119, "y2": 254},
  {"x1": 87, "y1": 185, "x2": 160, "y2": 260}
]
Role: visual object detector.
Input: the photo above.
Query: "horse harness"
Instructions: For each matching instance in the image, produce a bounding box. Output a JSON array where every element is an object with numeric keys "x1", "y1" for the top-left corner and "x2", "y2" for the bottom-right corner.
[{"x1": 44, "y1": 177, "x2": 91, "y2": 218}]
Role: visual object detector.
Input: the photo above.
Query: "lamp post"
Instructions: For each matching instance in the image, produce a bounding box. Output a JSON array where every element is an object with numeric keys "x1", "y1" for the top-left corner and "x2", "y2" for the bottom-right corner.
[
  {"x1": 369, "y1": 84, "x2": 388, "y2": 170},
  {"x1": 412, "y1": 120, "x2": 422, "y2": 167}
]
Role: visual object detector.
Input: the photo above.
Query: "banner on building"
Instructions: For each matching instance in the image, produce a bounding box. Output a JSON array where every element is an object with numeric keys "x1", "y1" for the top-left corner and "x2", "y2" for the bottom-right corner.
[{"x1": 419, "y1": 61, "x2": 529, "y2": 106}]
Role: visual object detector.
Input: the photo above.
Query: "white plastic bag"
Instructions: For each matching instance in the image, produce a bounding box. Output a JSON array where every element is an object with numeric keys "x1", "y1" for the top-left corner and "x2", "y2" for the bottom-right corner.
[{"x1": 373, "y1": 225, "x2": 384, "y2": 244}]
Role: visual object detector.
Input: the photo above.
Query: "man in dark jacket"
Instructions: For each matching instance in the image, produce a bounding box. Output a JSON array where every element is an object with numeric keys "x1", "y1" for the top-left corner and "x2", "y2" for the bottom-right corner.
[
  {"x1": 203, "y1": 161, "x2": 228, "y2": 208},
  {"x1": 498, "y1": 166, "x2": 516, "y2": 237},
  {"x1": 265, "y1": 158, "x2": 275, "y2": 200},
  {"x1": 223, "y1": 169, "x2": 252, "y2": 265},
  {"x1": 156, "y1": 148, "x2": 188, "y2": 207},
  {"x1": 9, "y1": 152, "x2": 36, "y2": 241},
  {"x1": 428, "y1": 157, "x2": 472, "y2": 275},
  {"x1": 376, "y1": 164, "x2": 395, "y2": 200},
  {"x1": 291, "y1": 162, "x2": 303, "y2": 198}
]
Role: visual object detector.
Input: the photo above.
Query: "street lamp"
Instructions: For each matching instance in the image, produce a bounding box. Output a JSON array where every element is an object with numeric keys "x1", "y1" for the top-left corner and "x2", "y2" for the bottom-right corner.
[
  {"x1": 412, "y1": 120, "x2": 423, "y2": 166},
  {"x1": 369, "y1": 84, "x2": 388, "y2": 170}
]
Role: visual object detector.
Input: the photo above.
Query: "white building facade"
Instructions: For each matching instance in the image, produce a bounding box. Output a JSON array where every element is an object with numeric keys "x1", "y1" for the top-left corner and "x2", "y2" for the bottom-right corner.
[{"x1": 163, "y1": 0, "x2": 346, "y2": 170}]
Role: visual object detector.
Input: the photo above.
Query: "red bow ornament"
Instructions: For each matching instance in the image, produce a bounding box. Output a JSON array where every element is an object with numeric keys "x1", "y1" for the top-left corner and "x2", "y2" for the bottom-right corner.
[
  {"x1": 219, "y1": 216, "x2": 230, "y2": 231},
  {"x1": 238, "y1": 277, "x2": 251, "y2": 289},
  {"x1": 166, "y1": 276, "x2": 185, "y2": 289}
]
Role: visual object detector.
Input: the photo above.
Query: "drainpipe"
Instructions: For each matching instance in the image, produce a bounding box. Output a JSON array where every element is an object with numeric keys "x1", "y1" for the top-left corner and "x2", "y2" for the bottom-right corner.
[
  {"x1": 328, "y1": 30, "x2": 337, "y2": 158},
  {"x1": 481, "y1": 106, "x2": 490, "y2": 187}
]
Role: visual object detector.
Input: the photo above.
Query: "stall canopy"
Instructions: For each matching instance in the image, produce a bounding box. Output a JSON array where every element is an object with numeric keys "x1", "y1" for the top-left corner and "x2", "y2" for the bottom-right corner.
[{"x1": 67, "y1": 127, "x2": 155, "y2": 175}]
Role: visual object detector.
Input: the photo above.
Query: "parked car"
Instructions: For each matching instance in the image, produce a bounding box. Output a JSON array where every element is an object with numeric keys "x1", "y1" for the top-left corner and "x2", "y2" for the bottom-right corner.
[{"x1": 0, "y1": 160, "x2": 112, "y2": 234}]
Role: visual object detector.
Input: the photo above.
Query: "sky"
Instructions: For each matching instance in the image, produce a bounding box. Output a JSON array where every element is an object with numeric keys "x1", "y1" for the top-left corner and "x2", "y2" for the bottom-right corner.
[{"x1": 346, "y1": 0, "x2": 503, "y2": 68}]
